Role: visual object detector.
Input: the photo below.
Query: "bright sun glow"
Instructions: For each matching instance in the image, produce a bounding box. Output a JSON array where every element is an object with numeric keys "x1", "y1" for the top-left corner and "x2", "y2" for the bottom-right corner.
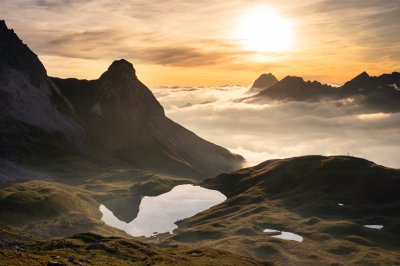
[{"x1": 235, "y1": 7, "x2": 294, "y2": 53}]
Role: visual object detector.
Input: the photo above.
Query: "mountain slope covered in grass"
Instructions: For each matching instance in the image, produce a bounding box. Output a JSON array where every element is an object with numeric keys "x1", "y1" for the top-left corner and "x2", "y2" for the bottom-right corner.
[{"x1": 155, "y1": 156, "x2": 400, "y2": 265}]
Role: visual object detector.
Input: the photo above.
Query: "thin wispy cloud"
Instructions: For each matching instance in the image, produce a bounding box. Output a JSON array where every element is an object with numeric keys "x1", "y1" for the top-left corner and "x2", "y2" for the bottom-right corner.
[{"x1": 1, "y1": 0, "x2": 399, "y2": 85}]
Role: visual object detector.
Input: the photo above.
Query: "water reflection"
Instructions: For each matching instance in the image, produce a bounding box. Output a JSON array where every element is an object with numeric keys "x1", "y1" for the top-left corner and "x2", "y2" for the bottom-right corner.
[{"x1": 100, "y1": 184, "x2": 226, "y2": 237}]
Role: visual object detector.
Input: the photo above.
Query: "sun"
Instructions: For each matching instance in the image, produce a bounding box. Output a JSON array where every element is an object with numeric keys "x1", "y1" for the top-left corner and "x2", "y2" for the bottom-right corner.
[{"x1": 235, "y1": 7, "x2": 294, "y2": 53}]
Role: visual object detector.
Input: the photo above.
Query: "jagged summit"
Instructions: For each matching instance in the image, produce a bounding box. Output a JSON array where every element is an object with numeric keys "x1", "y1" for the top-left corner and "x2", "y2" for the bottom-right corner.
[
  {"x1": 0, "y1": 20, "x2": 82, "y2": 160},
  {"x1": 109, "y1": 59, "x2": 134, "y2": 69},
  {"x1": 253, "y1": 74, "x2": 334, "y2": 101},
  {"x1": 101, "y1": 59, "x2": 136, "y2": 80},
  {"x1": 93, "y1": 59, "x2": 165, "y2": 120},
  {"x1": 348, "y1": 71, "x2": 370, "y2": 83},
  {"x1": 250, "y1": 69, "x2": 400, "y2": 111},
  {"x1": 0, "y1": 19, "x2": 47, "y2": 85},
  {"x1": 0, "y1": 20, "x2": 8, "y2": 31},
  {"x1": 248, "y1": 72, "x2": 279, "y2": 93},
  {"x1": 280, "y1": 75, "x2": 305, "y2": 83},
  {"x1": 341, "y1": 71, "x2": 371, "y2": 88}
]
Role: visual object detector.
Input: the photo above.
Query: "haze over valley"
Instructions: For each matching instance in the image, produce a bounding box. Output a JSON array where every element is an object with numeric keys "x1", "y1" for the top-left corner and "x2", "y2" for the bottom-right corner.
[
  {"x1": 152, "y1": 76, "x2": 400, "y2": 168},
  {"x1": 0, "y1": 1, "x2": 400, "y2": 265}
]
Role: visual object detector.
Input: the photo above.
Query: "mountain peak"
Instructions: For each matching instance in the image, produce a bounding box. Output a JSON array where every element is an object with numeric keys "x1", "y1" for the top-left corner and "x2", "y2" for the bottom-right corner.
[
  {"x1": 249, "y1": 72, "x2": 279, "y2": 93},
  {"x1": 342, "y1": 71, "x2": 371, "y2": 88},
  {"x1": 351, "y1": 71, "x2": 370, "y2": 81},
  {"x1": 0, "y1": 20, "x2": 47, "y2": 86},
  {"x1": 281, "y1": 75, "x2": 305, "y2": 83},
  {"x1": 0, "y1": 20, "x2": 8, "y2": 31},
  {"x1": 100, "y1": 59, "x2": 136, "y2": 81},
  {"x1": 251, "y1": 73, "x2": 279, "y2": 88},
  {"x1": 108, "y1": 59, "x2": 135, "y2": 72},
  {"x1": 260, "y1": 73, "x2": 275, "y2": 78}
]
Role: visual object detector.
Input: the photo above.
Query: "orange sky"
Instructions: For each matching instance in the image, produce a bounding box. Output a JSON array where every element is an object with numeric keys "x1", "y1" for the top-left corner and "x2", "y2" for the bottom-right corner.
[{"x1": 2, "y1": 0, "x2": 400, "y2": 87}]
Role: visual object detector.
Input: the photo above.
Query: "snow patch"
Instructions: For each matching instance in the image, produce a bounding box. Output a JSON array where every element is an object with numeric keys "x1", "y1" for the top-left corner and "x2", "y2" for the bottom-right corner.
[{"x1": 364, "y1": 225, "x2": 383, "y2": 230}]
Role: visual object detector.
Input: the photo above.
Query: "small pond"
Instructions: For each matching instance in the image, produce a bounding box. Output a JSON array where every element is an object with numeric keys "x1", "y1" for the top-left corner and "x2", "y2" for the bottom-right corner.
[{"x1": 100, "y1": 184, "x2": 226, "y2": 237}]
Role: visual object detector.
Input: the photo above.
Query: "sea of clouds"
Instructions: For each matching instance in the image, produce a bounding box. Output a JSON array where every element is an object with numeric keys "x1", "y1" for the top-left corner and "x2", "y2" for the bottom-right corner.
[{"x1": 152, "y1": 85, "x2": 400, "y2": 168}]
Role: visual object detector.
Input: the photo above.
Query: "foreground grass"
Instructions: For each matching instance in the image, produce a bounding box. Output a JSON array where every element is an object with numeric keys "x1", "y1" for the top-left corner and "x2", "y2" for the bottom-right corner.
[{"x1": 0, "y1": 225, "x2": 272, "y2": 266}]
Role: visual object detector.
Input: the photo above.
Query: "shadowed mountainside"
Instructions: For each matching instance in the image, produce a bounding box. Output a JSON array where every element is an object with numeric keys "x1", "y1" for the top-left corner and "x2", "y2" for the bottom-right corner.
[
  {"x1": 0, "y1": 19, "x2": 243, "y2": 237},
  {"x1": 0, "y1": 19, "x2": 243, "y2": 182},
  {"x1": 52, "y1": 60, "x2": 243, "y2": 180},
  {"x1": 0, "y1": 20, "x2": 84, "y2": 163}
]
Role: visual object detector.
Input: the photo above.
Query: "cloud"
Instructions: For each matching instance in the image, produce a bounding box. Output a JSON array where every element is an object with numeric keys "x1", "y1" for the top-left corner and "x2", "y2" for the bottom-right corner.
[
  {"x1": 35, "y1": 0, "x2": 81, "y2": 8},
  {"x1": 2, "y1": 0, "x2": 399, "y2": 84},
  {"x1": 152, "y1": 85, "x2": 400, "y2": 168},
  {"x1": 356, "y1": 113, "x2": 391, "y2": 121},
  {"x1": 37, "y1": 30, "x2": 129, "y2": 60},
  {"x1": 134, "y1": 47, "x2": 246, "y2": 67}
]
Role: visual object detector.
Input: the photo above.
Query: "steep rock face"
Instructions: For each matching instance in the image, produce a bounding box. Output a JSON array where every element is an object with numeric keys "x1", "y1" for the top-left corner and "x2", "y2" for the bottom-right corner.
[
  {"x1": 0, "y1": 20, "x2": 83, "y2": 161},
  {"x1": 56, "y1": 60, "x2": 164, "y2": 131},
  {"x1": 54, "y1": 60, "x2": 243, "y2": 179},
  {"x1": 0, "y1": 20, "x2": 242, "y2": 180},
  {"x1": 248, "y1": 73, "x2": 279, "y2": 93}
]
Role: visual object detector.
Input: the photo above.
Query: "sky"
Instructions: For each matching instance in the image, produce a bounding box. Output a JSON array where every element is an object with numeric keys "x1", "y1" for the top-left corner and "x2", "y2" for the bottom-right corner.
[
  {"x1": 2, "y1": 0, "x2": 400, "y2": 86},
  {"x1": 152, "y1": 85, "x2": 400, "y2": 168}
]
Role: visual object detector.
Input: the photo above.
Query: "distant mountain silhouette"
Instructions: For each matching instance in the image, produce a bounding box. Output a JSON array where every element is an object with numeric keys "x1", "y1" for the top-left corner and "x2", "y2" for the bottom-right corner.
[
  {"x1": 0, "y1": 20, "x2": 243, "y2": 180},
  {"x1": 248, "y1": 73, "x2": 279, "y2": 93},
  {"x1": 251, "y1": 71, "x2": 400, "y2": 111},
  {"x1": 255, "y1": 76, "x2": 335, "y2": 100}
]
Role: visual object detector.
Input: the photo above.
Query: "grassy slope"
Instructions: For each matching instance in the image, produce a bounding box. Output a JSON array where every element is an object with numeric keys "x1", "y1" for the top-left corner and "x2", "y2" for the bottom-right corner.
[
  {"x1": 153, "y1": 156, "x2": 400, "y2": 265},
  {"x1": 0, "y1": 153, "x2": 196, "y2": 235},
  {"x1": 0, "y1": 180, "x2": 126, "y2": 238},
  {"x1": 0, "y1": 225, "x2": 273, "y2": 266}
]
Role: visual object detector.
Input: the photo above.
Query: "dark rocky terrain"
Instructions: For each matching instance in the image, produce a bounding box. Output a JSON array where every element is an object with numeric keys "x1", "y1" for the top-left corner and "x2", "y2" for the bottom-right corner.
[
  {"x1": 52, "y1": 60, "x2": 243, "y2": 180},
  {"x1": 0, "y1": 19, "x2": 243, "y2": 183}
]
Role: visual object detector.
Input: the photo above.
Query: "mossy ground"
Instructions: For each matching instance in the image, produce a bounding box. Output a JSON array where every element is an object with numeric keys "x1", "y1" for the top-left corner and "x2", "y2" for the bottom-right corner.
[
  {"x1": 0, "y1": 226, "x2": 272, "y2": 266},
  {"x1": 1, "y1": 156, "x2": 399, "y2": 265},
  {"x1": 149, "y1": 156, "x2": 400, "y2": 265}
]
